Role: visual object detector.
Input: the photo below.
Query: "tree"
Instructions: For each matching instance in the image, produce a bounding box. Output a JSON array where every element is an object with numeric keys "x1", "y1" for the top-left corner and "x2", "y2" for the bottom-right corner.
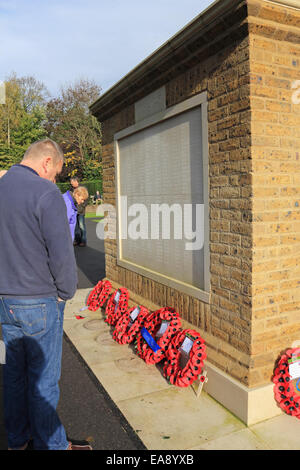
[
  {"x1": 0, "y1": 73, "x2": 48, "y2": 169},
  {"x1": 44, "y1": 78, "x2": 102, "y2": 181},
  {"x1": 0, "y1": 74, "x2": 103, "y2": 185},
  {"x1": 16, "y1": 74, "x2": 50, "y2": 113}
]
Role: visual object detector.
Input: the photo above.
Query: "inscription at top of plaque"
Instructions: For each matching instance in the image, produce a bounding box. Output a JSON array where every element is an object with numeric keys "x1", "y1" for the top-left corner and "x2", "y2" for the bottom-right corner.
[{"x1": 134, "y1": 86, "x2": 166, "y2": 123}]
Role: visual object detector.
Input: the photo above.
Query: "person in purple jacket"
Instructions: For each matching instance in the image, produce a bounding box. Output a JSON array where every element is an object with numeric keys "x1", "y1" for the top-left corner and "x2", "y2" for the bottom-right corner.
[{"x1": 62, "y1": 186, "x2": 89, "y2": 241}]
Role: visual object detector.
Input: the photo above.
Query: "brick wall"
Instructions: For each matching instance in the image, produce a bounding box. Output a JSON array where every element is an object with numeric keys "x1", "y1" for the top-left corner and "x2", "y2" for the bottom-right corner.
[
  {"x1": 97, "y1": 0, "x2": 300, "y2": 388},
  {"x1": 249, "y1": 1, "x2": 300, "y2": 387},
  {"x1": 100, "y1": 33, "x2": 254, "y2": 386}
]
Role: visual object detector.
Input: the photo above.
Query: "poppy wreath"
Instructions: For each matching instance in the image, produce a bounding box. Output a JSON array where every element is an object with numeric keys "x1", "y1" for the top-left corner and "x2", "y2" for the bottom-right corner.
[
  {"x1": 112, "y1": 305, "x2": 150, "y2": 345},
  {"x1": 105, "y1": 288, "x2": 129, "y2": 326},
  {"x1": 135, "y1": 307, "x2": 181, "y2": 364},
  {"x1": 163, "y1": 329, "x2": 207, "y2": 387},
  {"x1": 272, "y1": 348, "x2": 300, "y2": 418},
  {"x1": 86, "y1": 280, "x2": 112, "y2": 312}
]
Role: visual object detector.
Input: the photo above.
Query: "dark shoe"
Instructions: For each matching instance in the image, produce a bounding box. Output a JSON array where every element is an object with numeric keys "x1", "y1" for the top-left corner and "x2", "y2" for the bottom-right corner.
[
  {"x1": 73, "y1": 241, "x2": 79, "y2": 246},
  {"x1": 8, "y1": 439, "x2": 31, "y2": 450},
  {"x1": 67, "y1": 439, "x2": 92, "y2": 450},
  {"x1": 79, "y1": 243, "x2": 86, "y2": 247}
]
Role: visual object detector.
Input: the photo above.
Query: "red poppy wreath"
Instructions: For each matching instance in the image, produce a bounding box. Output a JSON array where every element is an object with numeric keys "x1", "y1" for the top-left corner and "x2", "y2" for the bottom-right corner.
[
  {"x1": 273, "y1": 348, "x2": 300, "y2": 418},
  {"x1": 86, "y1": 279, "x2": 112, "y2": 312},
  {"x1": 105, "y1": 287, "x2": 129, "y2": 326},
  {"x1": 113, "y1": 305, "x2": 150, "y2": 345},
  {"x1": 135, "y1": 307, "x2": 181, "y2": 364},
  {"x1": 163, "y1": 329, "x2": 206, "y2": 387}
]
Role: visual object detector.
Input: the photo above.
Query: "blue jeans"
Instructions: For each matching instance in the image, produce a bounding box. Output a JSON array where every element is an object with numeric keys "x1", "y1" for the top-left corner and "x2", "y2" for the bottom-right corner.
[
  {"x1": 0, "y1": 296, "x2": 69, "y2": 450},
  {"x1": 75, "y1": 214, "x2": 87, "y2": 244}
]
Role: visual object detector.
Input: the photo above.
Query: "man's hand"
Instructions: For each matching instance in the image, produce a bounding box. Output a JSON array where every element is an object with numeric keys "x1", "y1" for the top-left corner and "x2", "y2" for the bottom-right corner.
[{"x1": 58, "y1": 297, "x2": 65, "y2": 302}]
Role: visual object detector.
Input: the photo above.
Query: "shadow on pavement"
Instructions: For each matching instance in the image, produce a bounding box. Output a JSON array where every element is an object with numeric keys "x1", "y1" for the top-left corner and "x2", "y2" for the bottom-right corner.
[
  {"x1": 0, "y1": 364, "x2": 7, "y2": 449},
  {"x1": 74, "y1": 218, "x2": 106, "y2": 288},
  {"x1": 74, "y1": 245, "x2": 105, "y2": 288}
]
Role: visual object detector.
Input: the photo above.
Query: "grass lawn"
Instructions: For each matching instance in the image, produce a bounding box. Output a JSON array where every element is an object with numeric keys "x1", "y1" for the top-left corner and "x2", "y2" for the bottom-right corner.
[{"x1": 85, "y1": 213, "x2": 104, "y2": 219}]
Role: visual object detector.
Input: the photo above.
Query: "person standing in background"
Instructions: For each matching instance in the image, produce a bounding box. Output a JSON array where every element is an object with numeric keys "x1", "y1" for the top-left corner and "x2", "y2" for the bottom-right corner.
[
  {"x1": 74, "y1": 194, "x2": 89, "y2": 247},
  {"x1": 70, "y1": 176, "x2": 89, "y2": 247},
  {"x1": 63, "y1": 186, "x2": 89, "y2": 242},
  {"x1": 70, "y1": 176, "x2": 79, "y2": 192}
]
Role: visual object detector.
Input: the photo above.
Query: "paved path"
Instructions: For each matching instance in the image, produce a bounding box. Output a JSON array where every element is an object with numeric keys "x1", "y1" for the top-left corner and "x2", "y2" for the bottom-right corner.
[
  {"x1": 59, "y1": 218, "x2": 146, "y2": 450},
  {"x1": 0, "y1": 218, "x2": 146, "y2": 450},
  {"x1": 74, "y1": 217, "x2": 105, "y2": 288}
]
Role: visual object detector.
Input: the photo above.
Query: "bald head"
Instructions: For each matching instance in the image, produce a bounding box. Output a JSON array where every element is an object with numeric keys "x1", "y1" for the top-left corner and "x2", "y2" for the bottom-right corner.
[
  {"x1": 22, "y1": 139, "x2": 64, "y2": 165},
  {"x1": 21, "y1": 139, "x2": 65, "y2": 182}
]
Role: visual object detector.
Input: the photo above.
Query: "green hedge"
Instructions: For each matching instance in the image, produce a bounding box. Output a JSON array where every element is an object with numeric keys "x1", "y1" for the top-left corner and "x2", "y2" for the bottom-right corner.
[{"x1": 56, "y1": 180, "x2": 102, "y2": 197}]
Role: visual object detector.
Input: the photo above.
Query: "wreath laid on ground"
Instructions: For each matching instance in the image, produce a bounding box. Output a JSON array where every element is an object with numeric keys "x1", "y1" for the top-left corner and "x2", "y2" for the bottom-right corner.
[
  {"x1": 105, "y1": 288, "x2": 129, "y2": 326},
  {"x1": 86, "y1": 280, "x2": 112, "y2": 311},
  {"x1": 112, "y1": 305, "x2": 150, "y2": 344},
  {"x1": 163, "y1": 329, "x2": 207, "y2": 387},
  {"x1": 85, "y1": 279, "x2": 208, "y2": 391},
  {"x1": 272, "y1": 348, "x2": 300, "y2": 418},
  {"x1": 135, "y1": 307, "x2": 181, "y2": 364}
]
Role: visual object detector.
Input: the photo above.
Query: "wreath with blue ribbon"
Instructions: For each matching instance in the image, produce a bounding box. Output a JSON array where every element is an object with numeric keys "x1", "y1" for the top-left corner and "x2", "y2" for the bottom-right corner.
[
  {"x1": 113, "y1": 305, "x2": 149, "y2": 344},
  {"x1": 135, "y1": 307, "x2": 181, "y2": 364}
]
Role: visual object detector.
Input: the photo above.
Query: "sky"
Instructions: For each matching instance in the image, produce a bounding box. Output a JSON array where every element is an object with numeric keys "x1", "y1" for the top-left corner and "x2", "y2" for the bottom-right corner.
[{"x1": 0, "y1": 0, "x2": 216, "y2": 98}]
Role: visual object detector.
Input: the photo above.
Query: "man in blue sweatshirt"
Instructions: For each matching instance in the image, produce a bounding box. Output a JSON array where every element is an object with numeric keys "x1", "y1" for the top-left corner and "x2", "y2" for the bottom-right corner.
[{"x1": 0, "y1": 139, "x2": 91, "y2": 450}]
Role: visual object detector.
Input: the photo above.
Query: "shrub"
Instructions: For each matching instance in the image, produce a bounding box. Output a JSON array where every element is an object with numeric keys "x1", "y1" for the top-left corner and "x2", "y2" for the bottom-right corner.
[{"x1": 56, "y1": 179, "x2": 102, "y2": 197}]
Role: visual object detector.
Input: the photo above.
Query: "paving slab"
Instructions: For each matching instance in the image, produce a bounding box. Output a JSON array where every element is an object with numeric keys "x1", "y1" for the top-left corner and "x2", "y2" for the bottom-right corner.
[
  {"x1": 116, "y1": 387, "x2": 246, "y2": 451},
  {"x1": 63, "y1": 287, "x2": 300, "y2": 451},
  {"x1": 250, "y1": 413, "x2": 300, "y2": 450},
  {"x1": 191, "y1": 428, "x2": 271, "y2": 450}
]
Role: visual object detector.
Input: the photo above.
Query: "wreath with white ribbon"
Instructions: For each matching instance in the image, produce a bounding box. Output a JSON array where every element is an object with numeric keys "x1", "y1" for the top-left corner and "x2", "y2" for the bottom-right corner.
[
  {"x1": 113, "y1": 305, "x2": 149, "y2": 344},
  {"x1": 273, "y1": 348, "x2": 300, "y2": 417},
  {"x1": 163, "y1": 329, "x2": 207, "y2": 387},
  {"x1": 105, "y1": 288, "x2": 129, "y2": 326}
]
